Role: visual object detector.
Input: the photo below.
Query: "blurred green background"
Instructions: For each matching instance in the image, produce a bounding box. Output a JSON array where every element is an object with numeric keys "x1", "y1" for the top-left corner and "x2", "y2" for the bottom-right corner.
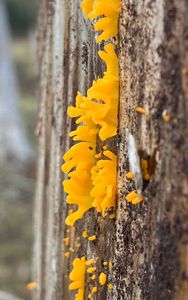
[{"x1": 0, "y1": 0, "x2": 39, "y2": 299}]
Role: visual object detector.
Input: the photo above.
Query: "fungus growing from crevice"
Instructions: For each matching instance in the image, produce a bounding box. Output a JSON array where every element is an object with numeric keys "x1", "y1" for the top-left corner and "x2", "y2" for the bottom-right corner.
[
  {"x1": 99, "y1": 272, "x2": 107, "y2": 285},
  {"x1": 62, "y1": 44, "x2": 119, "y2": 225},
  {"x1": 69, "y1": 257, "x2": 86, "y2": 300},
  {"x1": 125, "y1": 191, "x2": 144, "y2": 205},
  {"x1": 64, "y1": 0, "x2": 121, "y2": 296},
  {"x1": 62, "y1": 142, "x2": 96, "y2": 226},
  {"x1": 91, "y1": 150, "x2": 117, "y2": 216},
  {"x1": 81, "y1": 0, "x2": 122, "y2": 43}
]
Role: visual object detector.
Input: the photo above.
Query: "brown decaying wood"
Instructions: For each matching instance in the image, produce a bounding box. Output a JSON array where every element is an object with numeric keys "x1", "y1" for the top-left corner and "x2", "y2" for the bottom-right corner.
[{"x1": 34, "y1": 0, "x2": 188, "y2": 299}]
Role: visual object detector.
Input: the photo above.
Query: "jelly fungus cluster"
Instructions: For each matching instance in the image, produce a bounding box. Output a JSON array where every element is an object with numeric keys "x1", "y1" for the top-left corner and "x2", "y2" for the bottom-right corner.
[
  {"x1": 62, "y1": 1, "x2": 121, "y2": 299},
  {"x1": 62, "y1": 1, "x2": 120, "y2": 227}
]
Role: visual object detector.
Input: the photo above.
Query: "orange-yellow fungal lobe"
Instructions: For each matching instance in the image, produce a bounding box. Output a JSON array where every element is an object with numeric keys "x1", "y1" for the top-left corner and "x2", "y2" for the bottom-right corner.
[
  {"x1": 91, "y1": 274, "x2": 96, "y2": 280},
  {"x1": 62, "y1": 142, "x2": 96, "y2": 226},
  {"x1": 103, "y1": 261, "x2": 108, "y2": 266},
  {"x1": 136, "y1": 106, "x2": 148, "y2": 116},
  {"x1": 99, "y1": 272, "x2": 107, "y2": 285},
  {"x1": 91, "y1": 150, "x2": 117, "y2": 216},
  {"x1": 76, "y1": 243, "x2": 81, "y2": 248},
  {"x1": 82, "y1": 230, "x2": 88, "y2": 238},
  {"x1": 109, "y1": 261, "x2": 112, "y2": 268},
  {"x1": 69, "y1": 257, "x2": 86, "y2": 300},
  {"x1": 87, "y1": 267, "x2": 96, "y2": 273},
  {"x1": 108, "y1": 283, "x2": 113, "y2": 290},
  {"x1": 62, "y1": 88, "x2": 99, "y2": 226},
  {"x1": 92, "y1": 287, "x2": 97, "y2": 293},
  {"x1": 88, "y1": 294, "x2": 92, "y2": 299},
  {"x1": 63, "y1": 237, "x2": 70, "y2": 246},
  {"x1": 80, "y1": 0, "x2": 94, "y2": 16},
  {"x1": 81, "y1": 0, "x2": 121, "y2": 43},
  {"x1": 62, "y1": 45, "x2": 119, "y2": 224},
  {"x1": 103, "y1": 145, "x2": 108, "y2": 150},
  {"x1": 144, "y1": 173, "x2": 151, "y2": 181},
  {"x1": 27, "y1": 282, "x2": 37, "y2": 290},
  {"x1": 125, "y1": 191, "x2": 144, "y2": 204},
  {"x1": 95, "y1": 152, "x2": 102, "y2": 159},
  {"x1": 126, "y1": 171, "x2": 134, "y2": 179},
  {"x1": 141, "y1": 159, "x2": 151, "y2": 181},
  {"x1": 162, "y1": 110, "x2": 171, "y2": 122},
  {"x1": 88, "y1": 235, "x2": 97, "y2": 241},
  {"x1": 109, "y1": 213, "x2": 115, "y2": 219},
  {"x1": 70, "y1": 247, "x2": 75, "y2": 253},
  {"x1": 64, "y1": 251, "x2": 70, "y2": 258},
  {"x1": 86, "y1": 259, "x2": 95, "y2": 266},
  {"x1": 79, "y1": 44, "x2": 119, "y2": 141}
]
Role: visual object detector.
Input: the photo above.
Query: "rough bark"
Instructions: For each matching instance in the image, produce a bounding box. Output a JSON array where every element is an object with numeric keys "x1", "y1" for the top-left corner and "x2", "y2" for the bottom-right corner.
[{"x1": 34, "y1": 0, "x2": 188, "y2": 299}]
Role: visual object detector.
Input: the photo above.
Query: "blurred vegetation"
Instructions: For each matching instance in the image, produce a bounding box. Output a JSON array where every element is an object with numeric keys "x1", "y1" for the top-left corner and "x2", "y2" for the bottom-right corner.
[
  {"x1": 5, "y1": 0, "x2": 39, "y2": 36},
  {"x1": 0, "y1": 1, "x2": 38, "y2": 299},
  {"x1": 12, "y1": 39, "x2": 38, "y2": 147},
  {"x1": 0, "y1": 167, "x2": 34, "y2": 298}
]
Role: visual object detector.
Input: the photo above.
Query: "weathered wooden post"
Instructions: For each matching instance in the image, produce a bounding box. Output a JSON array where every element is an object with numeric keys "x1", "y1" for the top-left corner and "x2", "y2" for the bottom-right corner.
[{"x1": 34, "y1": 1, "x2": 188, "y2": 299}]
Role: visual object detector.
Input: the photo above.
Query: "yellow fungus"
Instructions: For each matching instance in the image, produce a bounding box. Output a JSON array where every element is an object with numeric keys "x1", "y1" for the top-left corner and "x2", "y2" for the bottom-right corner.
[
  {"x1": 86, "y1": 259, "x2": 95, "y2": 266},
  {"x1": 27, "y1": 282, "x2": 37, "y2": 290},
  {"x1": 88, "y1": 235, "x2": 97, "y2": 241},
  {"x1": 91, "y1": 150, "x2": 117, "y2": 216},
  {"x1": 99, "y1": 272, "x2": 107, "y2": 285},
  {"x1": 136, "y1": 106, "x2": 147, "y2": 116},
  {"x1": 62, "y1": 142, "x2": 96, "y2": 226},
  {"x1": 63, "y1": 1, "x2": 121, "y2": 298},
  {"x1": 126, "y1": 171, "x2": 134, "y2": 179},
  {"x1": 103, "y1": 145, "x2": 108, "y2": 150},
  {"x1": 109, "y1": 213, "x2": 115, "y2": 219},
  {"x1": 141, "y1": 159, "x2": 151, "y2": 181},
  {"x1": 125, "y1": 191, "x2": 144, "y2": 204},
  {"x1": 63, "y1": 237, "x2": 70, "y2": 246},
  {"x1": 65, "y1": 251, "x2": 70, "y2": 258},
  {"x1": 69, "y1": 257, "x2": 86, "y2": 300},
  {"x1": 70, "y1": 247, "x2": 75, "y2": 253},
  {"x1": 81, "y1": 0, "x2": 122, "y2": 43},
  {"x1": 82, "y1": 230, "x2": 88, "y2": 238},
  {"x1": 69, "y1": 44, "x2": 119, "y2": 142},
  {"x1": 62, "y1": 44, "x2": 119, "y2": 224},
  {"x1": 103, "y1": 261, "x2": 108, "y2": 266},
  {"x1": 76, "y1": 243, "x2": 81, "y2": 248},
  {"x1": 114, "y1": 38, "x2": 119, "y2": 45},
  {"x1": 109, "y1": 261, "x2": 112, "y2": 268},
  {"x1": 92, "y1": 286, "x2": 97, "y2": 293},
  {"x1": 87, "y1": 267, "x2": 96, "y2": 273},
  {"x1": 95, "y1": 152, "x2": 102, "y2": 159},
  {"x1": 108, "y1": 283, "x2": 113, "y2": 290},
  {"x1": 144, "y1": 173, "x2": 151, "y2": 181},
  {"x1": 162, "y1": 110, "x2": 171, "y2": 122},
  {"x1": 87, "y1": 44, "x2": 119, "y2": 140},
  {"x1": 77, "y1": 236, "x2": 81, "y2": 240}
]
